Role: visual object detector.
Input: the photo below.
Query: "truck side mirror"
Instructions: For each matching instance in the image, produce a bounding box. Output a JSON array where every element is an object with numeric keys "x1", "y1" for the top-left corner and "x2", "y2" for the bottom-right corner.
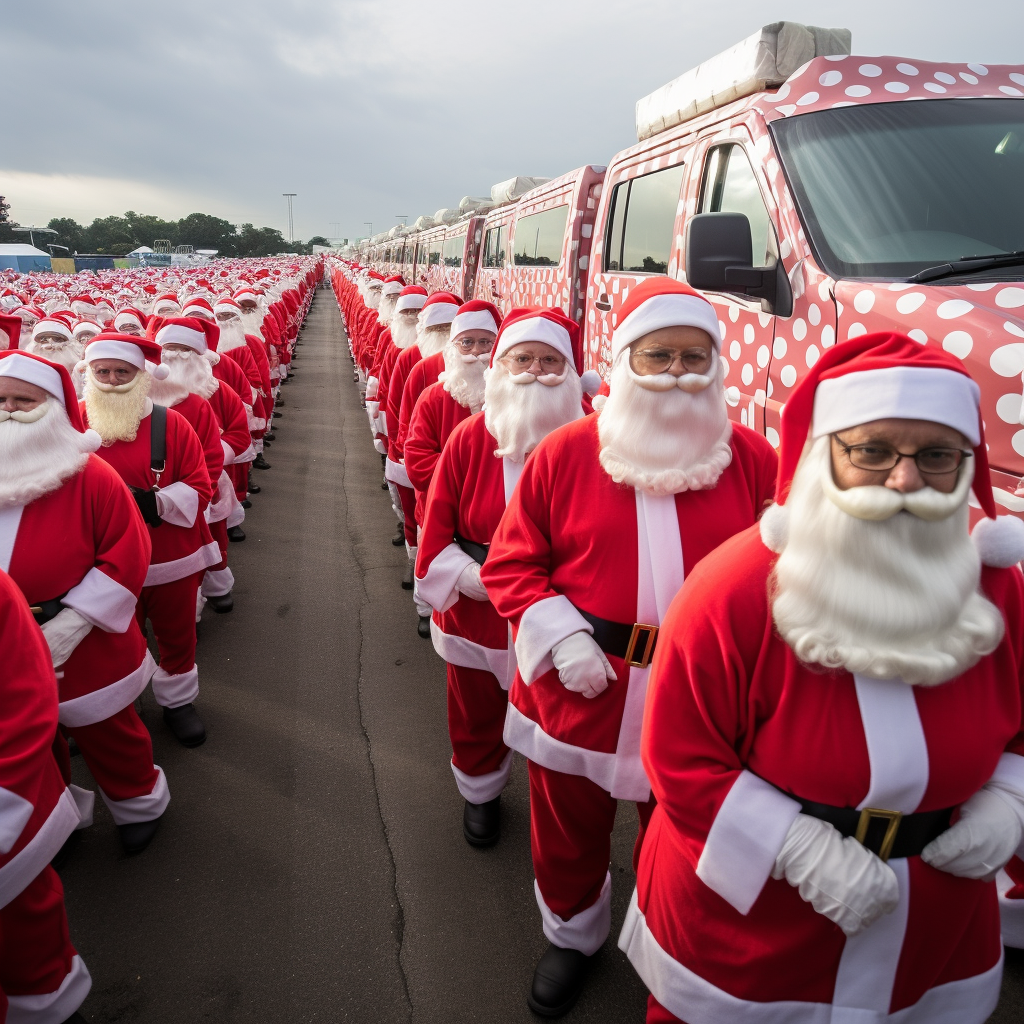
[{"x1": 685, "y1": 213, "x2": 792, "y2": 317}]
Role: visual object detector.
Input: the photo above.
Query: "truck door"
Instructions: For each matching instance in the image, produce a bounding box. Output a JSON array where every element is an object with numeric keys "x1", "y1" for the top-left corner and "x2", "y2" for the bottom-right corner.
[{"x1": 477, "y1": 218, "x2": 511, "y2": 314}]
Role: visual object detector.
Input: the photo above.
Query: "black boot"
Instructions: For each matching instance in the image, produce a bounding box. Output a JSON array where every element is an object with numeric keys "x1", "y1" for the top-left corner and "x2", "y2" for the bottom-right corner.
[
  {"x1": 401, "y1": 561, "x2": 414, "y2": 590},
  {"x1": 119, "y1": 816, "x2": 162, "y2": 855},
  {"x1": 264, "y1": 431, "x2": 277, "y2": 442},
  {"x1": 392, "y1": 522, "x2": 406, "y2": 546},
  {"x1": 51, "y1": 829, "x2": 80, "y2": 871},
  {"x1": 207, "y1": 592, "x2": 234, "y2": 613},
  {"x1": 241, "y1": 498, "x2": 252, "y2": 509},
  {"x1": 463, "y1": 796, "x2": 501, "y2": 847},
  {"x1": 227, "y1": 525, "x2": 246, "y2": 542},
  {"x1": 273, "y1": 410, "x2": 282, "y2": 418},
  {"x1": 248, "y1": 474, "x2": 261, "y2": 494},
  {"x1": 527, "y1": 944, "x2": 592, "y2": 1018},
  {"x1": 61, "y1": 1013, "x2": 89, "y2": 1024},
  {"x1": 253, "y1": 453, "x2": 271, "y2": 470},
  {"x1": 163, "y1": 703, "x2": 206, "y2": 747},
  {"x1": 417, "y1": 615, "x2": 431, "y2": 639},
  {"x1": 382, "y1": 477, "x2": 389, "y2": 491}
]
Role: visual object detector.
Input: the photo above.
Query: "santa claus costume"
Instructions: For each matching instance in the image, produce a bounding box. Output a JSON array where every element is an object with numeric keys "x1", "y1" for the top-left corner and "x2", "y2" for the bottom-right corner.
[
  {"x1": 621, "y1": 332, "x2": 1024, "y2": 1023},
  {"x1": 0, "y1": 351, "x2": 168, "y2": 856},
  {"x1": 481, "y1": 281, "x2": 778, "y2": 1016},
  {"x1": 385, "y1": 292, "x2": 461, "y2": 598},
  {"x1": 0, "y1": 569, "x2": 91, "y2": 1023},
  {"x1": 80, "y1": 333, "x2": 219, "y2": 748}
]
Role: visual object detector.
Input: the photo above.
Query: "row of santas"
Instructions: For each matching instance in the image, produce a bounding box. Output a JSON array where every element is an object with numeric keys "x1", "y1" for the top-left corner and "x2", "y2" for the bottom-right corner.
[{"x1": 329, "y1": 260, "x2": 1024, "y2": 1023}]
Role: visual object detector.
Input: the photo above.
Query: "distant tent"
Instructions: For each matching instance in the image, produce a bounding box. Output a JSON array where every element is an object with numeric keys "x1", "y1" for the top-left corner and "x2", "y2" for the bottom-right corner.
[
  {"x1": 127, "y1": 245, "x2": 155, "y2": 256},
  {"x1": 0, "y1": 243, "x2": 50, "y2": 272}
]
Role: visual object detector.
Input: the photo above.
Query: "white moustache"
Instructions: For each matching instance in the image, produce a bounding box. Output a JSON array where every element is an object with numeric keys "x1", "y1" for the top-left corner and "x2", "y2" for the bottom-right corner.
[
  {"x1": 161, "y1": 349, "x2": 196, "y2": 361},
  {"x1": 460, "y1": 353, "x2": 490, "y2": 365},
  {"x1": 820, "y1": 455, "x2": 974, "y2": 522},
  {"x1": 0, "y1": 404, "x2": 50, "y2": 423},
  {"x1": 87, "y1": 372, "x2": 143, "y2": 394},
  {"x1": 625, "y1": 358, "x2": 717, "y2": 394},
  {"x1": 507, "y1": 368, "x2": 570, "y2": 387}
]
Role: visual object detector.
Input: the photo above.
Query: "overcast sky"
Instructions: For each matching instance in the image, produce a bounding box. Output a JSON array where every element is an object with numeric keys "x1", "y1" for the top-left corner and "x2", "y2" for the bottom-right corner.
[{"x1": 4, "y1": 0, "x2": 1022, "y2": 243}]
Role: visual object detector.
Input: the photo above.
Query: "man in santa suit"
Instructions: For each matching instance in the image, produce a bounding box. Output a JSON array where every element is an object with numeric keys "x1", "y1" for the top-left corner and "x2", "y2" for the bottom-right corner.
[
  {"x1": 227, "y1": 293, "x2": 274, "y2": 442},
  {"x1": 0, "y1": 313, "x2": 19, "y2": 352},
  {"x1": 385, "y1": 292, "x2": 461, "y2": 596},
  {"x1": 364, "y1": 277, "x2": 403, "y2": 436},
  {"x1": 150, "y1": 294, "x2": 181, "y2": 318},
  {"x1": 112, "y1": 307, "x2": 148, "y2": 337},
  {"x1": 621, "y1": 332, "x2": 1024, "y2": 1024},
  {"x1": 149, "y1": 317, "x2": 252, "y2": 615},
  {"x1": 416, "y1": 306, "x2": 589, "y2": 848},
  {"x1": 0, "y1": 349, "x2": 169, "y2": 856},
  {"x1": 80, "y1": 334, "x2": 219, "y2": 748},
  {"x1": 481, "y1": 279, "x2": 778, "y2": 1016},
  {"x1": 370, "y1": 285, "x2": 427, "y2": 533},
  {"x1": 0, "y1": 568, "x2": 91, "y2": 1024},
  {"x1": 22, "y1": 317, "x2": 83, "y2": 376}
]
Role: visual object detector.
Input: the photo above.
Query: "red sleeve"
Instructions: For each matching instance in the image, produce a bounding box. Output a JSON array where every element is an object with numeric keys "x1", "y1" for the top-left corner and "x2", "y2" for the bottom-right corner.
[
  {"x1": 405, "y1": 386, "x2": 443, "y2": 495},
  {"x1": 192, "y1": 398, "x2": 225, "y2": 493},
  {"x1": 168, "y1": 408, "x2": 214, "y2": 506},
  {"x1": 214, "y1": 386, "x2": 253, "y2": 458},
  {"x1": 416, "y1": 422, "x2": 467, "y2": 576},
  {"x1": 87, "y1": 456, "x2": 152, "y2": 598}
]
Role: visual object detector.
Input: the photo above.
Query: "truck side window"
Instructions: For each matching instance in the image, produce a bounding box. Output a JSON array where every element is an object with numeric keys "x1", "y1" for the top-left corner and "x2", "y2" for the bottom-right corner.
[
  {"x1": 443, "y1": 235, "x2": 465, "y2": 268},
  {"x1": 512, "y1": 205, "x2": 570, "y2": 267},
  {"x1": 484, "y1": 225, "x2": 508, "y2": 269},
  {"x1": 604, "y1": 162, "x2": 686, "y2": 274},
  {"x1": 699, "y1": 145, "x2": 777, "y2": 268},
  {"x1": 429, "y1": 242, "x2": 442, "y2": 267}
]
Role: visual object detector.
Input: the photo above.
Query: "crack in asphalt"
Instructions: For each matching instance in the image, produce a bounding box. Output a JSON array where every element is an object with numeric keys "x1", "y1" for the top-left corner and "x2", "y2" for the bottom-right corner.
[{"x1": 331, "y1": 296, "x2": 414, "y2": 1021}]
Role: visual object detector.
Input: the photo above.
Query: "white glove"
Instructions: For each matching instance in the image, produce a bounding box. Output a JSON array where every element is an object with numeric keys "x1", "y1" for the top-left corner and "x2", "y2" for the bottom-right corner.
[
  {"x1": 39, "y1": 608, "x2": 93, "y2": 669},
  {"x1": 771, "y1": 813, "x2": 900, "y2": 937},
  {"x1": 921, "y1": 786, "x2": 1024, "y2": 881},
  {"x1": 456, "y1": 561, "x2": 489, "y2": 602},
  {"x1": 551, "y1": 631, "x2": 616, "y2": 699}
]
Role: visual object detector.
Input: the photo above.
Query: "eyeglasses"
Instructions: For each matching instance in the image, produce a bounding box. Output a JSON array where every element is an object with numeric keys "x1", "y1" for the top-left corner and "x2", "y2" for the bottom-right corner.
[
  {"x1": 629, "y1": 344, "x2": 712, "y2": 376},
  {"x1": 456, "y1": 337, "x2": 494, "y2": 353},
  {"x1": 502, "y1": 350, "x2": 566, "y2": 373},
  {"x1": 832, "y1": 434, "x2": 972, "y2": 475}
]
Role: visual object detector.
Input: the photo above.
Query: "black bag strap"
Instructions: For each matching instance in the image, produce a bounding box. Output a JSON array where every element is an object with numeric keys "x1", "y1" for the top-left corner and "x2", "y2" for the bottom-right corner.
[{"x1": 150, "y1": 403, "x2": 167, "y2": 476}]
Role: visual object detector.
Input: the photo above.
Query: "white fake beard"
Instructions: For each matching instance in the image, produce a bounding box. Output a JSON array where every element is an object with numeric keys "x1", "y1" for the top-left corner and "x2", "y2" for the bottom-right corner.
[
  {"x1": 240, "y1": 309, "x2": 264, "y2": 334},
  {"x1": 24, "y1": 337, "x2": 85, "y2": 373},
  {"x1": 217, "y1": 317, "x2": 248, "y2": 352},
  {"x1": 366, "y1": 290, "x2": 381, "y2": 310},
  {"x1": 417, "y1": 324, "x2": 451, "y2": 358},
  {"x1": 771, "y1": 436, "x2": 1004, "y2": 686},
  {"x1": 390, "y1": 315, "x2": 419, "y2": 350},
  {"x1": 0, "y1": 399, "x2": 91, "y2": 508},
  {"x1": 483, "y1": 364, "x2": 583, "y2": 463},
  {"x1": 83, "y1": 368, "x2": 152, "y2": 444},
  {"x1": 597, "y1": 354, "x2": 732, "y2": 496},
  {"x1": 377, "y1": 294, "x2": 397, "y2": 326},
  {"x1": 152, "y1": 349, "x2": 219, "y2": 404},
  {"x1": 443, "y1": 344, "x2": 487, "y2": 413}
]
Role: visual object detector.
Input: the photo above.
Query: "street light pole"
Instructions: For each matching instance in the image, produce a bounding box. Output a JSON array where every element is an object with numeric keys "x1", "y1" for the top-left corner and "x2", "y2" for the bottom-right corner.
[
  {"x1": 283, "y1": 193, "x2": 297, "y2": 245},
  {"x1": 364, "y1": 221, "x2": 373, "y2": 238}
]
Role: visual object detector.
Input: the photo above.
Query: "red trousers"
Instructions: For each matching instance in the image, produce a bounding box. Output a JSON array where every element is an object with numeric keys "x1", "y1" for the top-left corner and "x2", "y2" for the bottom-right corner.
[
  {"x1": 448, "y1": 664, "x2": 509, "y2": 779},
  {"x1": 529, "y1": 762, "x2": 655, "y2": 921},
  {"x1": 229, "y1": 463, "x2": 247, "y2": 501},
  {"x1": 56, "y1": 703, "x2": 160, "y2": 811},
  {"x1": 209, "y1": 518, "x2": 229, "y2": 568},
  {"x1": 646, "y1": 995, "x2": 683, "y2": 1022},
  {"x1": 137, "y1": 572, "x2": 202, "y2": 677},
  {"x1": 0, "y1": 867, "x2": 76, "y2": 1003},
  {"x1": 397, "y1": 483, "x2": 417, "y2": 547}
]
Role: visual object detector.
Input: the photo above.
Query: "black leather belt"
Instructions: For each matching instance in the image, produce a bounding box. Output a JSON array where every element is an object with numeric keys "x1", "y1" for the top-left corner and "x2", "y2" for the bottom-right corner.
[
  {"x1": 577, "y1": 609, "x2": 659, "y2": 669},
  {"x1": 455, "y1": 533, "x2": 489, "y2": 566},
  {"x1": 29, "y1": 593, "x2": 68, "y2": 626},
  {"x1": 792, "y1": 795, "x2": 955, "y2": 862}
]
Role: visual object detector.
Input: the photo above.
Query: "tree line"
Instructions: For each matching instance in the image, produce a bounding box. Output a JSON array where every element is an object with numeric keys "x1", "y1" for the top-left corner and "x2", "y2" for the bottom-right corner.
[{"x1": 0, "y1": 210, "x2": 331, "y2": 257}]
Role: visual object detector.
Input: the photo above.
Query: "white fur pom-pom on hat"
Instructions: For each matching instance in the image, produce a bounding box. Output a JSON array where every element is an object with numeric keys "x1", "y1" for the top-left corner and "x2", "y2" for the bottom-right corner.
[
  {"x1": 580, "y1": 369, "x2": 602, "y2": 398},
  {"x1": 971, "y1": 514, "x2": 1024, "y2": 568},
  {"x1": 591, "y1": 394, "x2": 608, "y2": 412},
  {"x1": 758, "y1": 501, "x2": 789, "y2": 554},
  {"x1": 146, "y1": 360, "x2": 170, "y2": 381},
  {"x1": 81, "y1": 428, "x2": 102, "y2": 453}
]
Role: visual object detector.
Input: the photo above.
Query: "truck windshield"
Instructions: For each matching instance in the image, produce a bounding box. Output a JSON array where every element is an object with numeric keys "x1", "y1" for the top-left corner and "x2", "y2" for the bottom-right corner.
[{"x1": 771, "y1": 99, "x2": 1024, "y2": 280}]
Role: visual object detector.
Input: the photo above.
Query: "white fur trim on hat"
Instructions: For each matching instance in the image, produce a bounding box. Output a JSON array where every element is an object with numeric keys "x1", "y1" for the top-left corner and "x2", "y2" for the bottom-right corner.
[
  {"x1": 32, "y1": 320, "x2": 73, "y2": 342},
  {"x1": 419, "y1": 300, "x2": 460, "y2": 328},
  {"x1": 156, "y1": 322, "x2": 209, "y2": 353},
  {"x1": 812, "y1": 366, "x2": 981, "y2": 446},
  {"x1": 381, "y1": 282, "x2": 402, "y2": 297},
  {"x1": 395, "y1": 293, "x2": 427, "y2": 312},
  {"x1": 450, "y1": 309, "x2": 499, "y2": 339},
  {"x1": 113, "y1": 311, "x2": 143, "y2": 329},
  {"x1": 85, "y1": 339, "x2": 147, "y2": 370},
  {"x1": 972, "y1": 515, "x2": 1024, "y2": 568},
  {"x1": 495, "y1": 316, "x2": 573, "y2": 364},
  {"x1": 213, "y1": 301, "x2": 240, "y2": 316},
  {"x1": 0, "y1": 353, "x2": 66, "y2": 406},
  {"x1": 611, "y1": 293, "x2": 722, "y2": 362}
]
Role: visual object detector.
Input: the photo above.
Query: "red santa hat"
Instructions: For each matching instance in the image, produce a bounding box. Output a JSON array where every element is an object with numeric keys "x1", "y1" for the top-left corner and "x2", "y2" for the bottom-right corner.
[
  {"x1": 233, "y1": 288, "x2": 260, "y2": 305},
  {"x1": 182, "y1": 297, "x2": 216, "y2": 320},
  {"x1": 491, "y1": 307, "x2": 579, "y2": 370},
  {"x1": 611, "y1": 278, "x2": 722, "y2": 363},
  {"x1": 776, "y1": 331, "x2": 993, "y2": 517},
  {"x1": 450, "y1": 299, "x2": 501, "y2": 340},
  {"x1": 418, "y1": 291, "x2": 461, "y2": 328},
  {"x1": 30, "y1": 317, "x2": 75, "y2": 343},
  {"x1": 72, "y1": 319, "x2": 102, "y2": 340},
  {"x1": 0, "y1": 313, "x2": 20, "y2": 349},
  {"x1": 0, "y1": 350, "x2": 100, "y2": 446},
  {"x1": 153, "y1": 293, "x2": 182, "y2": 312},
  {"x1": 381, "y1": 275, "x2": 406, "y2": 297},
  {"x1": 151, "y1": 316, "x2": 221, "y2": 355},
  {"x1": 113, "y1": 307, "x2": 148, "y2": 332},
  {"x1": 213, "y1": 297, "x2": 242, "y2": 318},
  {"x1": 82, "y1": 332, "x2": 170, "y2": 380},
  {"x1": 395, "y1": 285, "x2": 428, "y2": 313}
]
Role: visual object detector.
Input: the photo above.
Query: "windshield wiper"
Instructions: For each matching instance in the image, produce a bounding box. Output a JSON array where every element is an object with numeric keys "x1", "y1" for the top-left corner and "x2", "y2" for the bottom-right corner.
[{"x1": 908, "y1": 250, "x2": 1024, "y2": 283}]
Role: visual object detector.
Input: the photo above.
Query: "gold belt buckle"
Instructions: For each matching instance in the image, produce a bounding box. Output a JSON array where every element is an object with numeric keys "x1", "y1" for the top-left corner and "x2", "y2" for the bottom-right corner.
[
  {"x1": 624, "y1": 623, "x2": 659, "y2": 669},
  {"x1": 29, "y1": 605, "x2": 43, "y2": 615},
  {"x1": 855, "y1": 807, "x2": 903, "y2": 862}
]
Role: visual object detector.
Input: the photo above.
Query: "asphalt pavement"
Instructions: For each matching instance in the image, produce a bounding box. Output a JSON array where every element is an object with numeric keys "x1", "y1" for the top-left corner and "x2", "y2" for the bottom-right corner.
[{"x1": 61, "y1": 290, "x2": 1023, "y2": 1023}]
